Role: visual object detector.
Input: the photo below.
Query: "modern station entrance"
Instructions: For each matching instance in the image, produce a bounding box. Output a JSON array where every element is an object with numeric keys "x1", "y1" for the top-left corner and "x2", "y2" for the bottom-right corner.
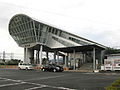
[{"x1": 8, "y1": 14, "x2": 106, "y2": 71}]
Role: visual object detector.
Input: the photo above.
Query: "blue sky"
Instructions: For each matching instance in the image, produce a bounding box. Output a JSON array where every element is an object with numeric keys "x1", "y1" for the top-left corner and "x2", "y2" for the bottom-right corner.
[{"x1": 0, "y1": 0, "x2": 120, "y2": 56}]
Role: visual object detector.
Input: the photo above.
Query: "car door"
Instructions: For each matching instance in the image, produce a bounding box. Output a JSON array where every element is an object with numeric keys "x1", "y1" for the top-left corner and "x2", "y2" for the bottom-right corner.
[
  {"x1": 48, "y1": 64, "x2": 52, "y2": 71},
  {"x1": 22, "y1": 64, "x2": 26, "y2": 69},
  {"x1": 20, "y1": 63, "x2": 23, "y2": 69}
]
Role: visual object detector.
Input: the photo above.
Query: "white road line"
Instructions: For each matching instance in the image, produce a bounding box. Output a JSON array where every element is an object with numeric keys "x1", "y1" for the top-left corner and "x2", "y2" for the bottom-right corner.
[
  {"x1": 48, "y1": 86, "x2": 76, "y2": 90},
  {"x1": 0, "y1": 77, "x2": 76, "y2": 90},
  {"x1": 25, "y1": 86, "x2": 46, "y2": 90},
  {"x1": 0, "y1": 77, "x2": 21, "y2": 82},
  {"x1": 28, "y1": 82, "x2": 76, "y2": 90},
  {"x1": 0, "y1": 82, "x2": 26, "y2": 88}
]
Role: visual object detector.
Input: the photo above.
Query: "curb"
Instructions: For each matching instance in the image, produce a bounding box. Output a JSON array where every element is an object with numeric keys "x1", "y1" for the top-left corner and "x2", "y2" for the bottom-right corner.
[{"x1": 64, "y1": 70, "x2": 93, "y2": 73}]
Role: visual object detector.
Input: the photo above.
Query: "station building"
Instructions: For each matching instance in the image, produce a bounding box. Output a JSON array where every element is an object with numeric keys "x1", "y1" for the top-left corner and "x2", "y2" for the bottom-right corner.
[{"x1": 8, "y1": 14, "x2": 106, "y2": 70}]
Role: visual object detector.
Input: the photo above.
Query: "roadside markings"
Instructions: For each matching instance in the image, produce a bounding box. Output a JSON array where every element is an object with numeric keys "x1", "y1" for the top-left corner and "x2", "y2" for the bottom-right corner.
[
  {"x1": 0, "y1": 82, "x2": 26, "y2": 88},
  {"x1": 0, "y1": 77, "x2": 76, "y2": 90},
  {"x1": 25, "y1": 86, "x2": 46, "y2": 90},
  {"x1": 0, "y1": 77, "x2": 22, "y2": 82},
  {"x1": 26, "y1": 82, "x2": 76, "y2": 90}
]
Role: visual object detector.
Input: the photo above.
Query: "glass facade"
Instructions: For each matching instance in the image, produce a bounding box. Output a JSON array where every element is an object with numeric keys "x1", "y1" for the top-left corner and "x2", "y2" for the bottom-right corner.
[
  {"x1": 9, "y1": 15, "x2": 48, "y2": 46},
  {"x1": 69, "y1": 37, "x2": 89, "y2": 45},
  {"x1": 9, "y1": 15, "x2": 36, "y2": 46},
  {"x1": 52, "y1": 36, "x2": 74, "y2": 47}
]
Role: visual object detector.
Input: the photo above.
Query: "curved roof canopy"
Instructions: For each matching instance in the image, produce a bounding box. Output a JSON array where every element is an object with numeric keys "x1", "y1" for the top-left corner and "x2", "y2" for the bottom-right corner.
[
  {"x1": 9, "y1": 14, "x2": 106, "y2": 49},
  {"x1": 9, "y1": 14, "x2": 36, "y2": 46}
]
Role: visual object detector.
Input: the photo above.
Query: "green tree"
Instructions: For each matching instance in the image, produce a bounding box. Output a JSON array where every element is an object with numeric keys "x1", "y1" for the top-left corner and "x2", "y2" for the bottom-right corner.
[
  {"x1": 6, "y1": 59, "x2": 20, "y2": 65},
  {"x1": 105, "y1": 47, "x2": 119, "y2": 55}
]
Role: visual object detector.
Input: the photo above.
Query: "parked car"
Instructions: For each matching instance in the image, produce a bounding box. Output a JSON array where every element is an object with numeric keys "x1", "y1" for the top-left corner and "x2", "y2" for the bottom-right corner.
[
  {"x1": 41, "y1": 64, "x2": 64, "y2": 72},
  {"x1": 18, "y1": 63, "x2": 34, "y2": 70}
]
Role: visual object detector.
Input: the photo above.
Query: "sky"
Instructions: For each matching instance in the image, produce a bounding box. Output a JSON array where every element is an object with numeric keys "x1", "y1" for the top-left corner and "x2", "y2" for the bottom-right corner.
[{"x1": 0, "y1": 0, "x2": 120, "y2": 57}]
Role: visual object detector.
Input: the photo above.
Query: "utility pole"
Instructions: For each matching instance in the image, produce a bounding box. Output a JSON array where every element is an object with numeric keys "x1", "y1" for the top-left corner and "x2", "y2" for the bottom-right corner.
[{"x1": 3, "y1": 51, "x2": 5, "y2": 61}]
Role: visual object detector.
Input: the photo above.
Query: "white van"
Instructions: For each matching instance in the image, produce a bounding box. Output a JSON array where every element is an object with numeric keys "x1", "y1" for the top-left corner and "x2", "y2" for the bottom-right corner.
[{"x1": 18, "y1": 63, "x2": 34, "y2": 70}]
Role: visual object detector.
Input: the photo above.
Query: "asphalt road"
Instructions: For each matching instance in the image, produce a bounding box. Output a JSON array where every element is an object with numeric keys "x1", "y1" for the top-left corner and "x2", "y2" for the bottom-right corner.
[{"x1": 0, "y1": 68, "x2": 119, "y2": 90}]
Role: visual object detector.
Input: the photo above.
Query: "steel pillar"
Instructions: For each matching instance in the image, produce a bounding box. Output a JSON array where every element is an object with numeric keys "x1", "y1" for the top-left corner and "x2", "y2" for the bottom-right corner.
[
  {"x1": 93, "y1": 48, "x2": 96, "y2": 70},
  {"x1": 73, "y1": 49, "x2": 76, "y2": 70},
  {"x1": 39, "y1": 45, "x2": 43, "y2": 66},
  {"x1": 57, "y1": 51, "x2": 59, "y2": 65},
  {"x1": 24, "y1": 48, "x2": 27, "y2": 63},
  {"x1": 65, "y1": 53, "x2": 68, "y2": 67},
  {"x1": 54, "y1": 51, "x2": 56, "y2": 64},
  {"x1": 46, "y1": 51, "x2": 49, "y2": 64}
]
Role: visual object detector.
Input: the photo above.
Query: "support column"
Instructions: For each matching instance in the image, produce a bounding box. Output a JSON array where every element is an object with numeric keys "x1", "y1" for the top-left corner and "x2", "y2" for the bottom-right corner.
[
  {"x1": 27, "y1": 49, "x2": 34, "y2": 64},
  {"x1": 24, "y1": 48, "x2": 34, "y2": 64},
  {"x1": 93, "y1": 48, "x2": 96, "y2": 71},
  {"x1": 54, "y1": 51, "x2": 56, "y2": 64},
  {"x1": 35, "y1": 50, "x2": 39, "y2": 64},
  {"x1": 24, "y1": 48, "x2": 27, "y2": 63},
  {"x1": 65, "y1": 55, "x2": 67, "y2": 67},
  {"x1": 57, "y1": 51, "x2": 59, "y2": 65},
  {"x1": 69, "y1": 55, "x2": 71, "y2": 67},
  {"x1": 39, "y1": 45, "x2": 43, "y2": 66},
  {"x1": 101, "y1": 50, "x2": 105, "y2": 65},
  {"x1": 46, "y1": 51, "x2": 49, "y2": 64},
  {"x1": 83, "y1": 53, "x2": 86, "y2": 63},
  {"x1": 37, "y1": 50, "x2": 39, "y2": 64},
  {"x1": 31, "y1": 49, "x2": 34, "y2": 64},
  {"x1": 46, "y1": 51, "x2": 48, "y2": 60},
  {"x1": 73, "y1": 49, "x2": 76, "y2": 70},
  {"x1": 65, "y1": 53, "x2": 68, "y2": 67},
  {"x1": 63, "y1": 55, "x2": 65, "y2": 65}
]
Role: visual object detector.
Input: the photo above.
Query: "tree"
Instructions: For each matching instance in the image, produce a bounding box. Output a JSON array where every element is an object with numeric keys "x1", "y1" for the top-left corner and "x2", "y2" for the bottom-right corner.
[
  {"x1": 105, "y1": 47, "x2": 120, "y2": 55},
  {"x1": 6, "y1": 59, "x2": 20, "y2": 65}
]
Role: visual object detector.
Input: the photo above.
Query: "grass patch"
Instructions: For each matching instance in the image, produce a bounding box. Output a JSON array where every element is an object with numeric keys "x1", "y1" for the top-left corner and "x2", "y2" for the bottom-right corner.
[{"x1": 105, "y1": 78, "x2": 120, "y2": 90}]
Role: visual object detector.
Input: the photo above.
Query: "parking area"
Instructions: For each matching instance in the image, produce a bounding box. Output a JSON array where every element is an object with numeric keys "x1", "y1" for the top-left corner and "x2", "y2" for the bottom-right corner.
[{"x1": 0, "y1": 68, "x2": 119, "y2": 90}]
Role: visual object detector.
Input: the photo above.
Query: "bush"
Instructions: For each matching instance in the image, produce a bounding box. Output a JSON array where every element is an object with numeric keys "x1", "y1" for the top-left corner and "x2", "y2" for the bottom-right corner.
[
  {"x1": 6, "y1": 59, "x2": 20, "y2": 65},
  {"x1": 105, "y1": 78, "x2": 120, "y2": 90},
  {"x1": 0, "y1": 63, "x2": 5, "y2": 65}
]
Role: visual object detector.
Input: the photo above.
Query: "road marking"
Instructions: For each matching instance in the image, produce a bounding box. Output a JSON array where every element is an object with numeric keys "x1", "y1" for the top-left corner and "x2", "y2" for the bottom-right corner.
[
  {"x1": 0, "y1": 77, "x2": 22, "y2": 82},
  {"x1": 0, "y1": 82, "x2": 26, "y2": 88},
  {"x1": 0, "y1": 77, "x2": 76, "y2": 90},
  {"x1": 25, "y1": 86, "x2": 46, "y2": 90},
  {"x1": 27, "y1": 82, "x2": 76, "y2": 90}
]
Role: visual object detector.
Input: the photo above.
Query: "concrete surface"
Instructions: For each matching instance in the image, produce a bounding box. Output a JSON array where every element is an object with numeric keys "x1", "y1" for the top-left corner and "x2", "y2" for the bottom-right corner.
[{"x1": 0, "y1": 68, "x2": 119, "y2": 90}]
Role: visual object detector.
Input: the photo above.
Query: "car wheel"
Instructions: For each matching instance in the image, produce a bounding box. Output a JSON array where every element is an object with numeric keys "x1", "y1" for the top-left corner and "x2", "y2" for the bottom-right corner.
[
  {"x1": 26, "y1": 67, "x2": 28, "y2": 70},
  {"x1": 42, "y1": 68, "x2": 45, "y2": 72},
  {"x1": 18, "y1": 67, "x2": 21, "y2": 70},
  {"x1": 53, "y1": 69, "x2": 56, "y2": 72}
]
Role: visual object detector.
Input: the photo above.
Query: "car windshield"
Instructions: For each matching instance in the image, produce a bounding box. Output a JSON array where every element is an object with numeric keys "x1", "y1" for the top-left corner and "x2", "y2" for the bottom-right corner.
[{"x1": 50, "y1": 64, "x2": 59, "y2": 67}]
